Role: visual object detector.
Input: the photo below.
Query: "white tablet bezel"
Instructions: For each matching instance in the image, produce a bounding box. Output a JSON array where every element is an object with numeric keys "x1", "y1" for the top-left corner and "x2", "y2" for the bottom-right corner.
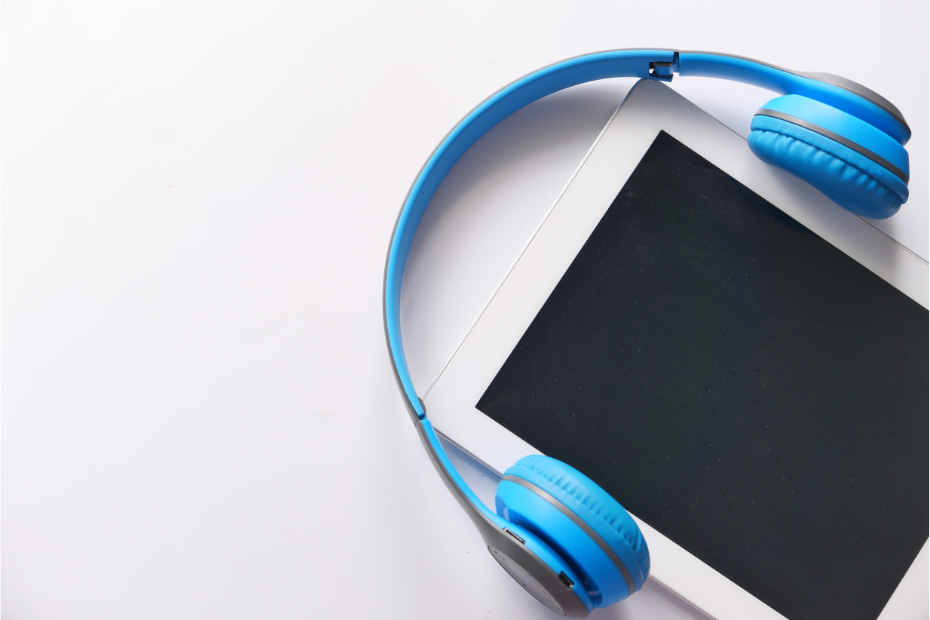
[{"x1": 423, "y1": 79, "x2": 929, "y2": 620}]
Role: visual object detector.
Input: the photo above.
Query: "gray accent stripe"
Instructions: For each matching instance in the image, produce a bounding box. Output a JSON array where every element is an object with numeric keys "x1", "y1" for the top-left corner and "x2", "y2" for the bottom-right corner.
[
  {"x1": 801, "y1": 71, "x2": 906, "y2": 132},
  {"x1": 683, "y1": 50, "x2": 909, "y2": 135},
  {"x1": 756, "y1": 108, "x2": 909, "y2": 184},
  {"x1": 502, "y1": 475, "x2": 636, "y2": 596}
]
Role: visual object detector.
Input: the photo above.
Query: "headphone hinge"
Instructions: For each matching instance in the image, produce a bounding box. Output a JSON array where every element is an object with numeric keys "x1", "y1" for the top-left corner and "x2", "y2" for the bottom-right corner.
[{"x1": 649, "y1": 52, "x2": 680, "y2": 82}]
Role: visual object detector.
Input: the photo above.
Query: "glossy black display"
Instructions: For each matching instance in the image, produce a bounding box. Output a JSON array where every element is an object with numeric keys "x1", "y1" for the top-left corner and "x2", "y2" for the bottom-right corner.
[{"x1": 477, "y1": 131, "x2": 928, "y2": 620}]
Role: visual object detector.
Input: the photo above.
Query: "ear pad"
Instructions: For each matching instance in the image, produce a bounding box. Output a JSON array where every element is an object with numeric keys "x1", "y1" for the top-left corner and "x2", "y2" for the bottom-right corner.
[
  {"x1": 747, "y1": 95, "x2": 909, "y2": 219},
  {"x1": 495, "y1": 455, "x2": 648, "y2": 607}
]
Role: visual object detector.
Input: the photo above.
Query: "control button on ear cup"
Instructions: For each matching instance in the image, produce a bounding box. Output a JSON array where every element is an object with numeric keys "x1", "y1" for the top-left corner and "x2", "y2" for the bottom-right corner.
[
  {"x1": 485, "y1": 523, "x2": 595, "y2": 618},
  {"x1": 495, "y1": 455, "x2": 649, "y2": 608},
  {"x1": 748, "y1": 106, "x2": 909, "y2": 219}
]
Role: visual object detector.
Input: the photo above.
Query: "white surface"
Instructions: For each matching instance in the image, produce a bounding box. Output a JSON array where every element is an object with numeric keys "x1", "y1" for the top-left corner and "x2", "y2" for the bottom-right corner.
[
  {"x1": 3, "y1": 1, "x2": 928, "y2": 619},
  {"x1": 426, "y1": 79, "x2": 928, "y2": 620}
]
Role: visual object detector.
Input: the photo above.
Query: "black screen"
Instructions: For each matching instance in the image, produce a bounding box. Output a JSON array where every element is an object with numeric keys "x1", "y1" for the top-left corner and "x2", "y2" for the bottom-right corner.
[{"x1": 476, "y1": 131, "x2": 928, "y2": 620}]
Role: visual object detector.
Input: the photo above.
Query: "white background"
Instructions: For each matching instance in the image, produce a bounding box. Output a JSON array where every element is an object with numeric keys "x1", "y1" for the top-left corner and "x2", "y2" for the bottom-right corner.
[{"x1": 3, "y1": 1, "x2": 927, "y2": 619}]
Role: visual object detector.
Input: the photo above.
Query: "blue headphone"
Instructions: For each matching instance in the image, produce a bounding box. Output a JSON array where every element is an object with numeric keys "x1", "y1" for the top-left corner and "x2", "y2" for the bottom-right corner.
[{"x1": 383, "y1": 50, "x2": 911, "y2": 617}]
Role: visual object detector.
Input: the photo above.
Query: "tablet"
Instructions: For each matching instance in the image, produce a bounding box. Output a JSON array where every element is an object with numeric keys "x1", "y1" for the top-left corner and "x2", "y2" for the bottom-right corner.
[{"x1": 423, "y1": 80, "x2": 929, "y2": 620}]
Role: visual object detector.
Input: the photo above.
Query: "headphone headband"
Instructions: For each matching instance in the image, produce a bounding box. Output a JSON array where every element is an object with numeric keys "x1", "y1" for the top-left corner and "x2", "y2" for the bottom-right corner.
[
  {"x1": 387, "y1": 49, "x2": 675, "y2": 421},
  {"x1": 385, "y1": 48, "x2": 908, "y2": 423},
  {"x1": 383, "y1": 50, "x2": 912, "y2": 545}
]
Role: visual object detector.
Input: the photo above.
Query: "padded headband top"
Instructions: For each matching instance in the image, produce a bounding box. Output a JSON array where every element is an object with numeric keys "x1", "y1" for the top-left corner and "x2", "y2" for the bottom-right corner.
[{"x1": 383, "y1": 49, "x2": 910, "y2": 420}]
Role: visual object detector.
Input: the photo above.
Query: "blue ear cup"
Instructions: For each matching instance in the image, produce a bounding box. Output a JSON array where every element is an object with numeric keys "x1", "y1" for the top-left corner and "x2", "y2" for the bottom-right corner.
[
  {"x1": 747, "y1": 95, "x2": 910, "y2": 219},
  {"x1": 495, "y1": 455, "x2": 649, "y2": 608}
]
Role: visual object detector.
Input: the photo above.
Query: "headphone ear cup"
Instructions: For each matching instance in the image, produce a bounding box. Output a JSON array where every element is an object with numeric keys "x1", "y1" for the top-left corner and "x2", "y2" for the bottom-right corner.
[
  {"x1": 495, "y1": 455, "x2": 648, "y2": 608},
  {"x1": 747, "y1": 97, "x2": 909, "y2": 219}
]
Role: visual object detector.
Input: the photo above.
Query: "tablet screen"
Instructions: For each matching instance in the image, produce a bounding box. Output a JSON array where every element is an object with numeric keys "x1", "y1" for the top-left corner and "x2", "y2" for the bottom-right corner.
[{"x1": 476, "y1": 131, "x2": 928, "y2": 620}]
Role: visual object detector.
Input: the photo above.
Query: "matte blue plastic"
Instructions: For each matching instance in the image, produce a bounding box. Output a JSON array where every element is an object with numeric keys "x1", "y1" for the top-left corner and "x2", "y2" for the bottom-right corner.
[
  {"x1": 678, "y1": 52, "x2": 910, "y2": 145},
  {"x1": 760, "y1": 95, "x2": 909, "y2": 176},
  {"x1": 497, "y1": 479, "x2": 631, "y2": 606},
  {"x1": 501, "y1": 456, "x2": 649, "y2": 595},
  {"x1": 385, "y1": 50, "x2": 676, "y2": 417},
  {"x1": 749, "y1": 114, "x2": 908, "y2": 219}
]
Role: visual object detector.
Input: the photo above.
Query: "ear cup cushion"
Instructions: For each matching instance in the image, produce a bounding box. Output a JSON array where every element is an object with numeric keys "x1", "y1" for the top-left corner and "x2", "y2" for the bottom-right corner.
[
  {"x1": 757, "y1": 94, "x2": 910, "y2": 177},
  {"x1": 499, "y1": 455, "x2": 649, "y2": 597},
  {"x1": 748, "y1": 114, "x2": 908, "y2": 219}
]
